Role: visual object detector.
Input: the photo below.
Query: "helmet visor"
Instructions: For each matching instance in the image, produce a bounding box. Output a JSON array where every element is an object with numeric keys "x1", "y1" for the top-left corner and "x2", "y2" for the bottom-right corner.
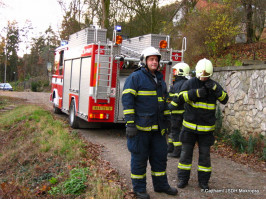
[{"x1": 198, "y1": 70, "x2": 211, "y2": 78}]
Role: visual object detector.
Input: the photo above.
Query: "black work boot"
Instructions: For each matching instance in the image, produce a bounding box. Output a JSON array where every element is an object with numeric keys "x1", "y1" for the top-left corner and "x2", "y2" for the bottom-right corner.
[
  {"x1": 177, "y1": 180, "x2": 188, "y2": 188},
  {"x1": 168, "y1": 147, "x2": 181, "y2": 158},
  {"x1": 155, "y1": 187, "x2": 178, "y2": 195},
  {"x1": 135, "y1": 191, "x2": 150, "y2": 199},
  {"x1": 198, "y1": 182, "x2": 209, "y2": 190}
]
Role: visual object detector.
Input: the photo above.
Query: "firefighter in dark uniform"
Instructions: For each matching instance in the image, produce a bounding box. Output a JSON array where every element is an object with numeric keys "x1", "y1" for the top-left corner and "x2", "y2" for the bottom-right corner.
[
  {"x1": 169, "y1": 58, "x2": 228, "y2": 190},
  {"x1": 122, "y1": 47, "x2": 178, "y2": 199},
  {"x1": 168, "y1": 62, "x2": 190, "y2": 158}
]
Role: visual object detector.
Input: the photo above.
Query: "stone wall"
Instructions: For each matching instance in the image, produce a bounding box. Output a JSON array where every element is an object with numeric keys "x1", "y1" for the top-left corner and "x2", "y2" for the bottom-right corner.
[{"x1": 212, "y1": 65, "x2": 266, "y2": 137}]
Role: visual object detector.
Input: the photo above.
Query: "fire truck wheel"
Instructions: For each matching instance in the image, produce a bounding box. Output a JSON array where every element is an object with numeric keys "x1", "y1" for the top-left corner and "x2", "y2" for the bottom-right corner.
[
  {"x1": 69, "y1": 100, "x2": 79, "y2": 129},
  {"x1": 53, "y1": 103, "x2": 62, "y2": 114}
]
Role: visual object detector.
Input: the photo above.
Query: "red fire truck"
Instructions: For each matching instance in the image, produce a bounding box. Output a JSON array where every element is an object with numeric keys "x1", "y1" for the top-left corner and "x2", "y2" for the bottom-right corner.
[{"x1": 50, "y1": 26, "x2": 186, "y2": 128}]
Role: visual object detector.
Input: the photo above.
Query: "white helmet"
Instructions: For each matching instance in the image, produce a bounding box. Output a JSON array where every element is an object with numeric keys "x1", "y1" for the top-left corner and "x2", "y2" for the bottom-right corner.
[
  {"x1": 195, "y1": 58, "x2": 213, "y2": 79},
  {"x1": 172, "y1": 62, "x2": 190, "y2": 76},
  {"x1": 140, "y1": 47, "x2": 161, "y2": 65}
]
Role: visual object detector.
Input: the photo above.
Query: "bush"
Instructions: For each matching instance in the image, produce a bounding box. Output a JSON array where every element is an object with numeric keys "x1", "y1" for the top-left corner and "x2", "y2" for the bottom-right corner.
[
  {"x1": 251, "y1": 134, "x2": 265, "y2": 160},
  {"x1": 247, "y1": 135, "x2": 257, "y2": 154},
  {"x1": 234, "y1": 60, "x2": 242, "y2": 66},
  {"x1": 43, "y1": 80, "x2": 50, "y2": 87},
  {"x1": 246, "y1": 134, "x2": 265, "y2": 159},
  {"x1": 31, "y1": 81, "x2": 41, "y2": 92},
  {"x1": 263, "y1": 148, "x2": 266, "y2": 161},
  {"x1": 229, "y1": 130, "x2": 247, "y2": 153},
  {"x1": 205, "y1": 13, "x2": 240, "y2": 57}
]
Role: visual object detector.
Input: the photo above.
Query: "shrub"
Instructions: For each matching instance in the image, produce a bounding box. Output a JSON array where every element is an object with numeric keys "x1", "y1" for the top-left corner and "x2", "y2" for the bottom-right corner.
[
  {"x1": 263, "y1": 148, "x2": 266, "y2": 161},
  {"x1": 205, "y1": 13, "x2": 239, "y2": 57},
  {"x1": 247, "y1": 135, "x2": 257, "y2": 154},
  {"x1": 43, "y1": 80, "x2": 50, "y2": 87},
  {"x1": 230, "y1": 130, "x2": 247, "y2": 153},
  {"x1": 234, "y1": 60, "x2": 242, "y2": 66},
  {"x1": 246, "y1": 134, "x2": 265, "y2": 160},
  {"x1": 31, "y1": 81, "x2": 41, "y2": 92}
]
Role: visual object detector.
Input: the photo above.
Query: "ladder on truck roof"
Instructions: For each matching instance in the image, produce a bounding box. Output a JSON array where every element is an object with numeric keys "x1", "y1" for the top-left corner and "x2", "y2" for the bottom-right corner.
[
  {"x1": 94, "y1": 42, "x2": 114, "y2": 103},
  {"x1": 119, "y1": 34, "x2": 186, "y2": 64}
]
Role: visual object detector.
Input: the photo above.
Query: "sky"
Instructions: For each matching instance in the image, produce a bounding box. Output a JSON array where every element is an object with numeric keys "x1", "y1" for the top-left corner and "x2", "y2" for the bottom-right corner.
[
  {"x1": 0, "y1": 0, "x2": 178, "y2": 57},
  {"x1": 0, "y1": 0, "x2": 64, "y2": 33},
  {"x1": 0, "y1": 0, "x2": 66, "y2": 56}
]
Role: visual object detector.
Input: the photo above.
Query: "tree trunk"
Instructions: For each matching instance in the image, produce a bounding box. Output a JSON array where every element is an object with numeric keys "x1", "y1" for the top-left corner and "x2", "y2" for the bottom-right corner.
[
  {"x1": 101, "y1": 0, "x2": 110, "y2": 29},
  {"x1": 244, "y1": 1, "x2": 254, "y2": 43}
]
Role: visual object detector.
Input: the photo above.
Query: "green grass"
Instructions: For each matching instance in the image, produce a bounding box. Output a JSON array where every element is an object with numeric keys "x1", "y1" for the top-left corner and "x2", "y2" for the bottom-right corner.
[
  {"x1": 0, "y1": 98, "x2": 8, "y2": 109},
  {"x1": 0, "y1": 96, "x2": 127, "y2": 199}
]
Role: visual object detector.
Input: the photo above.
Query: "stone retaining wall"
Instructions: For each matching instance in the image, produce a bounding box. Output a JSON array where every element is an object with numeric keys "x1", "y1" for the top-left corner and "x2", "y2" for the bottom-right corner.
[{"x1": 212, "y1": 64, "x2": 266, "y2": 137}]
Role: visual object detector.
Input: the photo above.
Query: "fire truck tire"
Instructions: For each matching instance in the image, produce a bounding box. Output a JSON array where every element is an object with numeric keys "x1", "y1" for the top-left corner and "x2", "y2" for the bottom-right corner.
[
  {"x1": 53, "y1": 103, "x2": 62, "y2": 114},
  {"x1": 69, "y1": 100, "x2": 79, "y2": 129}
]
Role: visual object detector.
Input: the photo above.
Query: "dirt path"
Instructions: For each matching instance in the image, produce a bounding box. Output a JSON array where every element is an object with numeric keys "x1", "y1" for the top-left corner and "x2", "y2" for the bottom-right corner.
[{"x1": 1, "y1": 91, "x2": 265, "y2": 199}]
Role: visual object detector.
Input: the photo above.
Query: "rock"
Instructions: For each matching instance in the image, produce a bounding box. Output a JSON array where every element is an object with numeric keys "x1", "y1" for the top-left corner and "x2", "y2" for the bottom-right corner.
[
  {"x1": 252, "y1": 109, "x2": 258, "y2": 116},
  {"x1": 231, "y1": 76, "x2": 241, "y2": 89},
  {"x1": 263, "y1": 107, "x2": 266, "y2": 115},
  {"x1": 246, "y1": 116, "x2": 253, "y2": 123},
  {"x1": 255, "y1": 100, "x2": 263, "y2": 111},
  {"x1": 235, "y1": 91, "x2": 245, "y2": 101}
]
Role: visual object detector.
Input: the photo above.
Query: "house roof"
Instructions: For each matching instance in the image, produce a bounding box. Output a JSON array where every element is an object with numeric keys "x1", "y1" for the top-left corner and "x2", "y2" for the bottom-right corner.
[{"x1": 196, "y1": 0, "x2": 222, "y2": 10}]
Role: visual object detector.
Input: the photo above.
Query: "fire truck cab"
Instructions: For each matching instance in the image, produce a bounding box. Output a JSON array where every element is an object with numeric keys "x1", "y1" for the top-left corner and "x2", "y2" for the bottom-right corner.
[{"x1": 50, "y1": 26, "x2": 186, "y2": 128}]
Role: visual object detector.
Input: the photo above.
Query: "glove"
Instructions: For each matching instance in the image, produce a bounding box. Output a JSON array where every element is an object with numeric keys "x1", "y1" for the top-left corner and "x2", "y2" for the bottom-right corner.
[
  {"x1": 205, "y1": 79, "x2": 217, "y2": 91},
  {"x1": 126, "y1": 123, "x2": 138, "y2": 138},
  {"x1": 188, "y1": 87, "x2": 207, "y2": 101},
  {"x1": 197, "y1": 87, "x2": 207, "y2": 98},
  {"x1": 168, "y1": 97, "x2": 179, "y2": 110}
]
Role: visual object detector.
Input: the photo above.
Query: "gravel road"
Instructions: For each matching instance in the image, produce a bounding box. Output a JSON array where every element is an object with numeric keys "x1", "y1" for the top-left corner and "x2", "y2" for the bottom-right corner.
[{"x1": 1, "y1": 91, "x2": 265, "y2": 199}]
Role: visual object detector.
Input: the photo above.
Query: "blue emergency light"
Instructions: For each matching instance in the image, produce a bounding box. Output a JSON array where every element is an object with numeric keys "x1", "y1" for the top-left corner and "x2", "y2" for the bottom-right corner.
[
  {"x1": 115, "y1": 25, "x2": 122, "y2": 32},
  {"x1": 61, "y1": 40, "x2": 68, "y2": 46}
]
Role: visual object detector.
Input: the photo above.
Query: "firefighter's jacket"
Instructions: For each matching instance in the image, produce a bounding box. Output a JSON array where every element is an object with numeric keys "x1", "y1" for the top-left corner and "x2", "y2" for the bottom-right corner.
[
  {"x1": 168, "y1": 76, "x2": 187, "y2": 115},
  {"x1": 122, "y1": 67, "x2": 170, "y2": 134},
  {"x1": 169, "y1": 77, "x2": 228, "y2": 134}
]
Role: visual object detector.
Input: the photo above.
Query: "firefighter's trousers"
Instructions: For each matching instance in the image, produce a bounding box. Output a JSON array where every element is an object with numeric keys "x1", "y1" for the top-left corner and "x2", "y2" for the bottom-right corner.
[
  {"x1": 169, "y1": 114, "x2": 183, "y2": 151},
  {"x1": 177, "y1": 130, "x2": 214, "y2": 184},
  {"x1": 127, "y1": 130, "x2": 170, "y2": 193}
]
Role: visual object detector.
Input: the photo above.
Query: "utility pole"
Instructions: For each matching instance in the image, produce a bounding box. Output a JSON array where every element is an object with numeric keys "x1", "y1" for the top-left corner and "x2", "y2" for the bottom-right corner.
[{"x1": 4, "y1": 45, "x2": 7, "y2": 83}]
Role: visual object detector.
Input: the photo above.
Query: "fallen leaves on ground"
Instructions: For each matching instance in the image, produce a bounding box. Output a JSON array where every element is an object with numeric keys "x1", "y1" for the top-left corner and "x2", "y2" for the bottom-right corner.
[
  {"x1": 223, "y1": 41, "x2": 266, "y2": 61},
  {"x1": 211, "y1": 142, "x2": 265, "y2": 173}
]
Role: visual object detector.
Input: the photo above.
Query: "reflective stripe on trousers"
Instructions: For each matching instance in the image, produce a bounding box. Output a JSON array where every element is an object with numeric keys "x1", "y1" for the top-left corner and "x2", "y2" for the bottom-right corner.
[
  {"x1": 198, "y1": 165, "x2": 212, "y2": 172},
  {"x1": 178, "y1": 162, "x2": 192, "y2": 170}
]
